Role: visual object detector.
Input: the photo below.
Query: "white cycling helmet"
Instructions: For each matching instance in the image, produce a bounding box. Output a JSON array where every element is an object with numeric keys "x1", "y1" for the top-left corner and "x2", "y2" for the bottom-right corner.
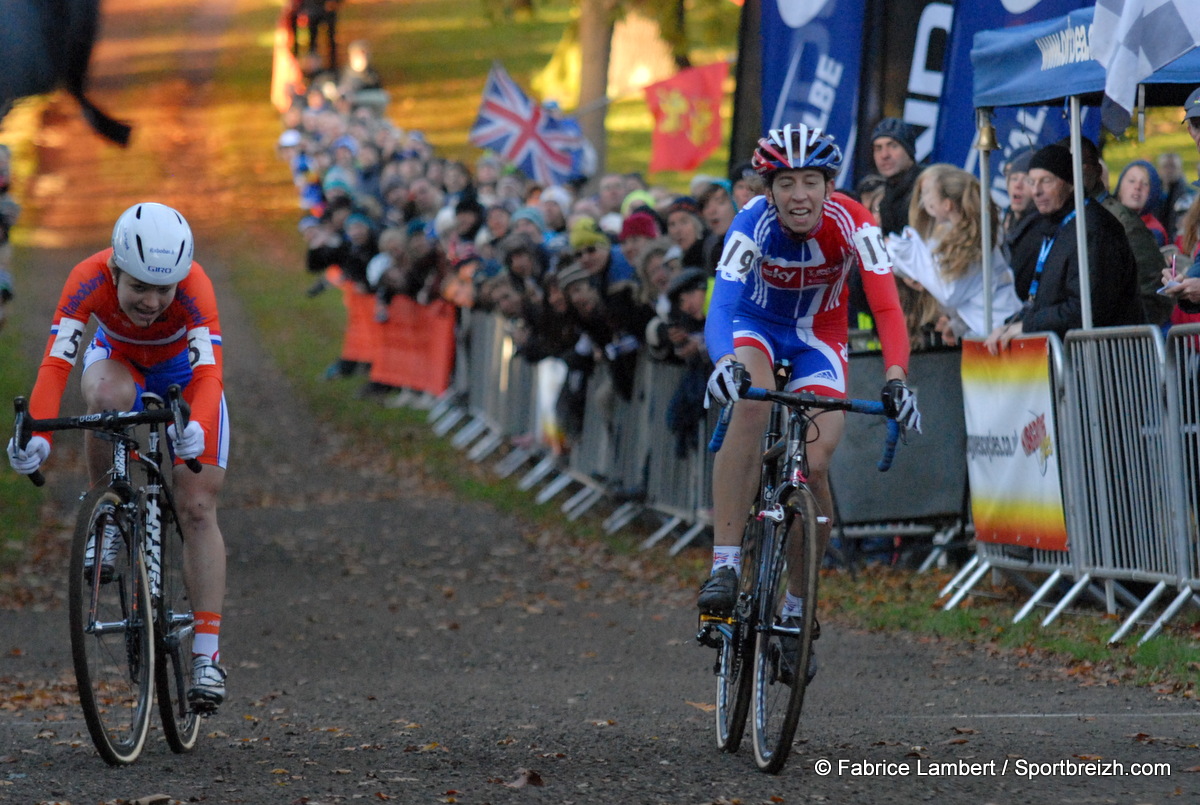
[{"x1": 111, "y1": 202, "x2": 194, "y2": 284}]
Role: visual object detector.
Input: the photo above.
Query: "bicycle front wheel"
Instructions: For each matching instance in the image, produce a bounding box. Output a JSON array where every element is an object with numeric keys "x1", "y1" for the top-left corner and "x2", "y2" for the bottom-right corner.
[
  {"x1": 69, "y1": 487, "x2": 154, "y2": 766},
  {"x1": 751, "y1": 485, "x2": 820, "y2": 773},
  {"x1": 155, "y1": 503, "x2": 201, "y2": 753},
  {"x1": 714, "y1": 517, "x2": 760, "y2": 752}
]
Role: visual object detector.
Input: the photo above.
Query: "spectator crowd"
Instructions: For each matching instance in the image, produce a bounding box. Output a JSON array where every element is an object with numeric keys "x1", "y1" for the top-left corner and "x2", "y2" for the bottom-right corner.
[{"x1": 272, "y1": 55, "x2": 1200, "y2": 454}]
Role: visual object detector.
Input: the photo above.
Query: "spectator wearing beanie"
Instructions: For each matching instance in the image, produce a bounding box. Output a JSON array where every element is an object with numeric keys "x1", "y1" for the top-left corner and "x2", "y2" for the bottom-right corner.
[
  {"x1": 987, "y1": 143, "x2": 1142, "y2": 350},
  {"x1": 871, "y1": 117, "x2": 922, "y2": 236},
  {"x1": 729, "y1": 161, "x2": 763, "y2": 208},
  {"x1": 539, "y1": 184, "x2": 573, "y2": 259},
  {"x1": 569, "y1": 216, "x2": 636, "y2": 295},
  {"x1": 618, "y1": 210, "x2": 661, "y2": 269},
  {"x1": 665, "y1": 196, "x2": 707, "y2": 271},
  {"x1": 1002, "y1": 146, "x2": 1036, "y2": 260}
]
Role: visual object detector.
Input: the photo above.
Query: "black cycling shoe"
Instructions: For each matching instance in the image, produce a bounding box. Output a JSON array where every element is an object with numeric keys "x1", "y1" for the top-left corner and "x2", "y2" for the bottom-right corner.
[
  {"x1": 697, "y1": 567, "x2": 739, "y2": 614},
  {"x1": 778, "y1": 616, "x2": 820, "y2": 687}
]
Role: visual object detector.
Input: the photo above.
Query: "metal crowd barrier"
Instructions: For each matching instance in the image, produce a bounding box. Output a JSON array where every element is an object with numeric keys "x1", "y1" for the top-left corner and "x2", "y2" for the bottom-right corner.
[
  {"x1": 424, "y1": 313, "x2": 1200, "y2": 640},
  {"x1": 1056, "y1": 326, "x2": 1182, "y2": 642},
  {"x1": 941, "y1": 325, "x2": 1200, "y2": 643},
  {"x1": 1148, "y1": 323, "x2": 1200, "y2": 641},
  {"x1": 426, "y1": 312, "x2": 715, "y2": 547}
]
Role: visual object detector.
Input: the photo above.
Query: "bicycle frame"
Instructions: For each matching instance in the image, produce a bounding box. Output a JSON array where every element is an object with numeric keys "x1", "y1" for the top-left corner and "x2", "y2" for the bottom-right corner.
[
  {"x1": 701, "y1": 381, "x2": 902, "y2": 772},
  {"x1": 12, "y1": 385, "x2": 202, "y2": 763}
]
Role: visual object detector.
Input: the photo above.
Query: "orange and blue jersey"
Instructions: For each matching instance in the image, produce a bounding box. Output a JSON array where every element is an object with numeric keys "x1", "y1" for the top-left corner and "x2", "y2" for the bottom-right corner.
[{"x1": 29, "y1": 249, "x2": 226, "y2": 460}]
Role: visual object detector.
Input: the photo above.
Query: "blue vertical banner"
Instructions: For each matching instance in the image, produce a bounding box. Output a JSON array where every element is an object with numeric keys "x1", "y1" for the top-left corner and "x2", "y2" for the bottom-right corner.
[
  {"x1": 932, "y1": 0, "x2": 1095, "y2": 206},
  {"x1": 760, "y1": 0, "x2": 867, "y2": 188}
]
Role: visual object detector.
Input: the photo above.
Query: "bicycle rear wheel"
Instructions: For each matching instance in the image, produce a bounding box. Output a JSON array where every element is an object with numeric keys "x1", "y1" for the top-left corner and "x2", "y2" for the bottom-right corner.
[
  {"x1": 69, "y1": 487, "x2": 154, "y2": 765},
  {"x1": 714, "y1": 516, "x2": 760, "y2": 752},
  {"x1": 155, "y1": 503, "x2": 201, "y2": 752},
  {"x1": 751, "y1": 485, "x2": 820, "y2": 773}
]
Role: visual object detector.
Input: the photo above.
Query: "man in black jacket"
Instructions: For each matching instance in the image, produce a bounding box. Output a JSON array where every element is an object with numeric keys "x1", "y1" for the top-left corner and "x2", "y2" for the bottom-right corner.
[
  {"x1": 871, "y1": 117, "x2": 923, "y2": 236},
  {"x1": 987, "y1": 144, "x2": 1144, "y2": 352}
]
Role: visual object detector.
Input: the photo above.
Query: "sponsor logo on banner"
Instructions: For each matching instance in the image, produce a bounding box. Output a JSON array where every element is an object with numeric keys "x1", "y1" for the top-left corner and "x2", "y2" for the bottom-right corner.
[{"x1": 1020, "y1": 412, "x2": 1054, "y2": 475}]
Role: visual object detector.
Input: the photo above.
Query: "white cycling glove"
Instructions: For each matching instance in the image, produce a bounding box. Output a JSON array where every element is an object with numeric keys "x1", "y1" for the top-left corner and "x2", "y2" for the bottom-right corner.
[
  {"x1": 167, "y1": 421, "x2": 205, "y2": 461},
  {"x1": 705, "y1": 359, "x2": 747, "y2": 409},
  {"x1": 7, "y1": 435, "x2": 50, "y2": 475},
  {"x1": 881, "y1": 379, "x2": 922, "y2": 434}
]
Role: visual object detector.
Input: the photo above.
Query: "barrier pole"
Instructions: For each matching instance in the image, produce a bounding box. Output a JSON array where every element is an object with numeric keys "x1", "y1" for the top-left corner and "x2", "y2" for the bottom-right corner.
[{"x1": 976, "y1": 107, "x2": 997, "y2": 333}]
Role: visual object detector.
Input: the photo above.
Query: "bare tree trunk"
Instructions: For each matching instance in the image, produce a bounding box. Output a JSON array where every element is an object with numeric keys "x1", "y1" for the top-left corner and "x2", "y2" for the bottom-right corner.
[
  {"x1": 578, "y1": 0, "x2": 615, "y2": 184},
  {"x1": 729, "y1": 0, "x2": 762, "y2": 170}
]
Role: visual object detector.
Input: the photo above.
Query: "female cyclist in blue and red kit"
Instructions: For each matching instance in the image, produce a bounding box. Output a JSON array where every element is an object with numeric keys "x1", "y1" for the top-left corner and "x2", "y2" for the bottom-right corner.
[{"x1": 697, "y1": 125, "x2": 922, "y2": 678}]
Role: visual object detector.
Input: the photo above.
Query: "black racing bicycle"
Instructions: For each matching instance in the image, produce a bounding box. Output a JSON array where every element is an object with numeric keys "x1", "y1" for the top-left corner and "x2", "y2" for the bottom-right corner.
[
  {"x1": 699, "y1": 370, "x2": 901, "y2": 773},
  {"x1": 13, "y1": 385, "x2": 204, "y2": 765}
]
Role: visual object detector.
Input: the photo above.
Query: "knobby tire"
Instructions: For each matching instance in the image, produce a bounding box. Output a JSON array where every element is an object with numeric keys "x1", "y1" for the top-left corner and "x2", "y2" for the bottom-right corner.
[
  {"x1": 714, "y1": 515, "x2": 760, "y2": 752},
  {"x1": 156, "y1": 502, "x2": 201, "y2": 753},
  {"x1": 751, "y1": 485, "x2": 820, "y2": 773},
  {"x1": 69, "y1": 487, "x2": 154, "y2": 765}
]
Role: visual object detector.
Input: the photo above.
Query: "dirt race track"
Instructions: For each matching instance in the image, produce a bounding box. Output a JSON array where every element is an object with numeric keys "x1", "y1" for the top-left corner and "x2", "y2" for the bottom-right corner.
[{"x1": 2, "y1": 2, "x2": 1199, "y2": 803}]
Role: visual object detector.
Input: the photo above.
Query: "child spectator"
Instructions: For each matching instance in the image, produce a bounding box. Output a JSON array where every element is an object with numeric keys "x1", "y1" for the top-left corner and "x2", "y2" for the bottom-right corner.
[{"x1": 1115, "y1": 160, "x2": 1168, "y2": 246}]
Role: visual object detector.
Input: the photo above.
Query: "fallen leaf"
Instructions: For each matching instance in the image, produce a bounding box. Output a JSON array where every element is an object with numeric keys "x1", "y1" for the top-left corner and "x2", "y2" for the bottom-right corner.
[
  {"x1": 687, "y1": 701, "x2": 716, "y2": 713},
  {"x1": 504, "y1": 768, "x2": 544, "y2": 788}
]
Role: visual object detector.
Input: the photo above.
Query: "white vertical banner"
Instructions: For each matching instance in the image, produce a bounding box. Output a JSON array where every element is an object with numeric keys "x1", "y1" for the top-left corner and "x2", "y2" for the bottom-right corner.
[{"x1": 961, "y1": 337, "x2": 1068, "y2": 551}]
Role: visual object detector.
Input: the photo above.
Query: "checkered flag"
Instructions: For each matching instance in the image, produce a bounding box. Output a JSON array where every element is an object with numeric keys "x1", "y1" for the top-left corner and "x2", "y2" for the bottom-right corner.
[{"x1": 1092, "y1": 0, "x2": 1200, "y2": 132}]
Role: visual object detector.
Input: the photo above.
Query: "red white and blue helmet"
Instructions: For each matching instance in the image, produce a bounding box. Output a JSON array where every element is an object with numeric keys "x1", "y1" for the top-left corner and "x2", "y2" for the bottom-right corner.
[
  {"x1": 111, "y1": 202, "x2": 194, "y2": 285},
  {"x1": 751, "y1": 124, "x2": 843, "y2": 181}
]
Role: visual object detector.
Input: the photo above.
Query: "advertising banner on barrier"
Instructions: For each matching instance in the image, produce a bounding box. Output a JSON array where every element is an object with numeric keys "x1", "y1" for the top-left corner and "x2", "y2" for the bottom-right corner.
[
  {"x1": 961, "y1": 337, "x2": 1067, "y2": 550},
  {"x1": 760, "y1": 0, "x2": 866, "y2": 188}
]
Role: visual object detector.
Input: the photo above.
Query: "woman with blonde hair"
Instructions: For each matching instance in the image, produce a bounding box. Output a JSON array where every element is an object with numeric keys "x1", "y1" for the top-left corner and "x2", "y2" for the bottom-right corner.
[{"x1": 888, "y1": 163, "x2": 1022, "y2": 345}]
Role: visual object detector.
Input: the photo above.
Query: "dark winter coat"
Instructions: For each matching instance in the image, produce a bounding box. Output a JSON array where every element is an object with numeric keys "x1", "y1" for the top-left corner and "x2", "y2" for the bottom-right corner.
[{"x1": 1008, "y1": 199, "x2": 1145, "y2": 337}]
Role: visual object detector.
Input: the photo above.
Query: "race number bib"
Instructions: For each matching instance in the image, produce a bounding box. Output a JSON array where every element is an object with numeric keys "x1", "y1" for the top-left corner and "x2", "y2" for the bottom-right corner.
[
  {"x1": 852, "y1": 225, "x2": 891, "y2": 275},
  {"x1": 186, "y1": 327, "x2": 216, "y2": 368},
  {"x1": 49, "y1": 318, "x2": 87, "y2": 364},
  {"x1": 717, "y1": 231, "x2": 760, "y2": 282}
]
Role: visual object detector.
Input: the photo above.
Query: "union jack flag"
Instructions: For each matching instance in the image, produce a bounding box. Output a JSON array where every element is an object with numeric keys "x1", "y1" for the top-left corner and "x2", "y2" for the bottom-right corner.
[{"x1": 469, "y1": 62, "x2": 587, "y2": 186}]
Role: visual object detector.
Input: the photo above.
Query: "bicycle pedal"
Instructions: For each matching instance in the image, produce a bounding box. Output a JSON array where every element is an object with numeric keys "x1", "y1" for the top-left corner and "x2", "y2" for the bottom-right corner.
[{"x1": 695, "y1": 625, "x2": 722, "y2": 650}]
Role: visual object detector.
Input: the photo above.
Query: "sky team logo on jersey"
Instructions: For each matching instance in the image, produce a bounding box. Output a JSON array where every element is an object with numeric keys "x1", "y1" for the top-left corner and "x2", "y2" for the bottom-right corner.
[
  {"x1": 759, "y1": 238, "x2": 828, "y2": 289},
  {"x1": 760, "y1": 261, "x2": 805, "y2": 288}
]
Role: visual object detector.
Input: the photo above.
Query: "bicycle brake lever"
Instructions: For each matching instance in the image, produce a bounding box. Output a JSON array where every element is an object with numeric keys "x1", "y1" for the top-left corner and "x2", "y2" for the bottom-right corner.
[
  {"x1": 166, "y1": 385, "x2": 203, "y2": 474},
  {"x1": 13, "y1": 397, "x2": 45, "y2": 487}
]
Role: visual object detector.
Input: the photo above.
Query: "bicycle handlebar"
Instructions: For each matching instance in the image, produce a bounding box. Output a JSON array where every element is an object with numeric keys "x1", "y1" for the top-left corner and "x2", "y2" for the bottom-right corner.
[
  {"x1": 707, "y1": 387, "x2": 903, "y2": 472},
  {"x1": 11, "y1": 384, "x2": 201, "y2": 486}
]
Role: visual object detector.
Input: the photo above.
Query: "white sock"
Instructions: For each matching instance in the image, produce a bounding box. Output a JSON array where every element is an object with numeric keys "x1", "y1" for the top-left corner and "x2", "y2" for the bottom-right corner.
[
  {"x1": 712, "y1": 546, "x2": 741, "y2": 575},
  {"x1": 782, "y1": 593, "x2": 804, "y2": 619}
]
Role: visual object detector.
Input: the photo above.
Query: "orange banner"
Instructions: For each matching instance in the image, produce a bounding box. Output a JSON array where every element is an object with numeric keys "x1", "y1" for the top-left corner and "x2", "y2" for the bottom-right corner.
[
  {"x1": 644, "y1": 62, "x2": 728, "y2": 173},
  {"x1": 369, "y1": 296, "x2": 457, "y2": 395}
]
